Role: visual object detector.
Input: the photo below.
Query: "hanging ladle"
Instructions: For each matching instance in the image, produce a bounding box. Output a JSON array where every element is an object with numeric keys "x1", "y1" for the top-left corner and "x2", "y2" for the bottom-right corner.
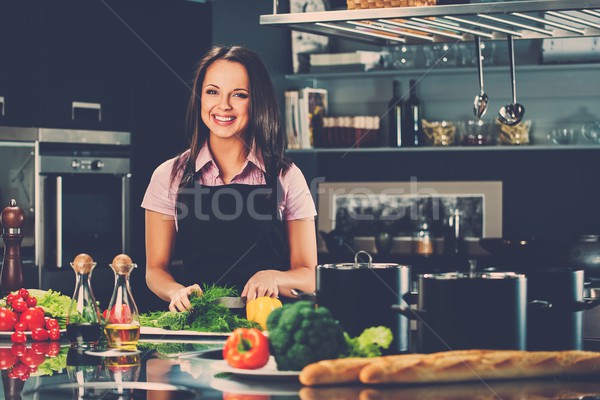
[
  {"x1": 498, "y1": 35, "x2": 525, "y2": 126},
  {"x1": 473, "y1": 35, "x2": 488, "y2": 119}
]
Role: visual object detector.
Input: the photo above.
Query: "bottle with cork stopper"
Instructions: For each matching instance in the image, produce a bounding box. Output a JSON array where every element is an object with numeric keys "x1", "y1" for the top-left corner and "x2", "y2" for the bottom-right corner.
[
  {"x1": 105, "y1": 254, "x2": 140, "y2": 349},
  {"x1": 1, "y1": 199, "x2": 25, "y2": 296},
  {"x1": 66, "y1": 253, "x2": 103, "y2": 348}
]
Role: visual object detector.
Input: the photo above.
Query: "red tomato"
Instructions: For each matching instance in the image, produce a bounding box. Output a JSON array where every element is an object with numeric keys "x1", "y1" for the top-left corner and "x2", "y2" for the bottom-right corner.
[
  {"x1": 14, "y1": 322, "x2": 27, "y2": 331},
  {"x1": 31, "y1": 328, "x2": 49, "y2": 342},
  {"x1": 20, "y1": 309, "x2": 45, "y2": 331},
  {"x1": 18, "y1": 370, "x2": 30, "y2": 381},
  {"x1": 11, "y1": 332, "x2": 27, "y2": 344},
  {"x1": 19, "y1": 349, "x2": 46, "y2": 368},
  {"x1": 10, "y1": 344, "x2": 27, "y2": 357},
  {"x1": 26, "y1": 297, "x2": 37, "y2": 308},
  {"x1": 48, "y1": 328, "x2": 61, "y2": 341},
  {"x1": 31, "y1": 342, "x2": 49, "y2": 355},
  {"x1": 29, "y1": 366, "x2": 37, "y2": 373},
  {"x1": 46, "y1": 341, "x2": 60, "y2": 357},
  {"x1": 6, "y1": 293, "x2": 18, "y2": 305},
  {"x1": 18, "y1": 289, "x2": 29, "y2": 300},
  {"x1": 7, "y1": 369, "x2": 18, "y2": 379},
  {"x1": 12, "y1": 361, "x2": 29, "y2": 377},
  {"x1": 12, "y1": 299, "x2": 28, "y2": 313},
  {"x1": 0, "y1": 348, "x2": 18, "y2": 370},
  {"x1": 108, "y1": 304, "x2": 133, "y2": 324},
  {"x1": 45, "y1": 318, "x2": 59, "y2": 330},
  {"x1": 0, "y1": 307, "x2": 17, "y2": 331}
]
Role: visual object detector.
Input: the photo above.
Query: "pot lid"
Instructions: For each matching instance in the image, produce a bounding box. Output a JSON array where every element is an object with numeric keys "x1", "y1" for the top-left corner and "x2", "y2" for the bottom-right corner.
[
  {"x1": 422, "y1": 271, "x2": 525, "y2": 280},
  {"x1": 318, "y1": 250, "x2": 408, "y2": 270}
]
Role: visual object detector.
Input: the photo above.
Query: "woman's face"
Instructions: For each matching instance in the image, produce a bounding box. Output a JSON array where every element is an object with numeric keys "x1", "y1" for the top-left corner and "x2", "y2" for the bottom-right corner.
[{"x1": 201, "y1": 59, "x2": 250, "y2": 141}]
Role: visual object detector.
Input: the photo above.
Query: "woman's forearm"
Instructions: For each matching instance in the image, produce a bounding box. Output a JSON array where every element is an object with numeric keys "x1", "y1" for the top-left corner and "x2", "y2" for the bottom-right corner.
[
  {"x1": 146, "y1": 267, "x2": 185, "y2": 302},
  {"x1": 272, "y1": 266, "x2": 316, "y2": 298}
]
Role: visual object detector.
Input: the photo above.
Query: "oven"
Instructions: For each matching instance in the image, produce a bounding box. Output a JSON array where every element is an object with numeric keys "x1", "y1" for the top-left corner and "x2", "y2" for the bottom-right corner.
[{"x1": 0, "y1": 127, "x2": 131, "y2": 291}]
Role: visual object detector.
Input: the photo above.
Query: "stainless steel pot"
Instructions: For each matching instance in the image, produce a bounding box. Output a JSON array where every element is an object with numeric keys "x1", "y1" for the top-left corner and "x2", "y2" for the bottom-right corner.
[
  {"x1": 295, "y1": 251, "x2": 411, "y2": 354},
  {"x1": 395, "y1": 271, "x2": 527, "y2": 353}
]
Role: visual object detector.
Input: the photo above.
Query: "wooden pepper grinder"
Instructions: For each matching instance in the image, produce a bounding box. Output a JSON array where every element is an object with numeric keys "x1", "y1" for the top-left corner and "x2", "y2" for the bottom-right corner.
[{"x1": 1, "y1": 199, "x2": 25, "y2": 296}]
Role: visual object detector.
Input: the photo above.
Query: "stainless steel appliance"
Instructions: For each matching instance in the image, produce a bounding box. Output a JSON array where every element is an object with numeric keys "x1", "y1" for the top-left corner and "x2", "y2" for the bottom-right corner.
[{"x1": 0, "y1": 126, "x2": 131, "y2": 290}]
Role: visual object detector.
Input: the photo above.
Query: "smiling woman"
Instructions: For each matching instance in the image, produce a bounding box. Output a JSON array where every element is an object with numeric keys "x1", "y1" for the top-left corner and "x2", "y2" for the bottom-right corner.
[{"x1": 142, "y1": 46, "x2": 318, "y2": 312}]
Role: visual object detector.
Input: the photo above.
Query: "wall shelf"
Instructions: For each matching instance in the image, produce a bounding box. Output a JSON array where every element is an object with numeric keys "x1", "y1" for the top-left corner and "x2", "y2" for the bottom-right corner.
[
  {"x1": 284, "y1": 62, "x2": 600, "y2": 80},
  {"x1": 286, "y1": 144, "x2": 600, "y2": 153},
  {"x1": 261, "y1": 0, "x2": 600, "y2": 45}
]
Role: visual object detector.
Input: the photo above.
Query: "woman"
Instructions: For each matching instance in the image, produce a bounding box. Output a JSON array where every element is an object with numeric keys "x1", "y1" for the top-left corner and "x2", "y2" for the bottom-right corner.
[{"x1": 142, "y1": 45, "x2": 317, "y2": 312}]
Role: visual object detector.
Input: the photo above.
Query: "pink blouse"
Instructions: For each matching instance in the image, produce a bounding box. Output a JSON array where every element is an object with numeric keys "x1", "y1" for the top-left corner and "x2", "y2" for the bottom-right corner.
[{"x1": 141, "y1": 142, "x2": 317, "y2": 225}]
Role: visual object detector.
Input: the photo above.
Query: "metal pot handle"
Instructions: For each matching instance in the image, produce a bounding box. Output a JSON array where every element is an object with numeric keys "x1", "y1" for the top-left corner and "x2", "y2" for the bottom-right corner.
[
  {"x1": 528, "y1": 300, "x2": 553, "y2": 310},
  {"x1": 391, "y1": 304, "x2": 427, "y2": 320},
  {"x1": 291, "y1": 288, "x2": 317, "y2": 301},
  {"x1": 571, "y1": 297, "x2": 600, "y2": 311},
  {"x1": 402, "y1": 291, "x2": 419, "y2": 305}
]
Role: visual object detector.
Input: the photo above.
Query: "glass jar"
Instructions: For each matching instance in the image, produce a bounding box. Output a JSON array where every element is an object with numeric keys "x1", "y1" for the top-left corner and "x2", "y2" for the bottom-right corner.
[
  {"x1": 66, "y1": 254, "x2": 103, "y2": 348},
  {"x1": 105, "y1": 254, "x2": 140, "y2": 350},
  {"x1": 414, "y1": 219, "x2": 434, "y2": 256}
]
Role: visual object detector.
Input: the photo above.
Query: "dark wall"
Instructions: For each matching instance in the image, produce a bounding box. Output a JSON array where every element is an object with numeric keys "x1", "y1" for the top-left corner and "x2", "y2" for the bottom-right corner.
[{"x1": 289, "y1": 148, "x2": 600, "y2": 242}]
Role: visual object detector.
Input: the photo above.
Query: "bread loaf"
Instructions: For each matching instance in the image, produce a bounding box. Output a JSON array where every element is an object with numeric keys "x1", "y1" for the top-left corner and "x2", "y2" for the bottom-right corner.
[
  {"x1": 299, "y1": 357, "x2": 376, "y2": 386},
  {"x1": 360, "y1": 350, "x2": 600, "y2": 384}
]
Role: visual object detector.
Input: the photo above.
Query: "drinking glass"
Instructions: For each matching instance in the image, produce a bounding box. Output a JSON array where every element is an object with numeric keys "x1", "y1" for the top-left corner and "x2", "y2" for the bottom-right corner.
[{"x1": 548, "y1": 127, "x2": 575, "y2": 145}]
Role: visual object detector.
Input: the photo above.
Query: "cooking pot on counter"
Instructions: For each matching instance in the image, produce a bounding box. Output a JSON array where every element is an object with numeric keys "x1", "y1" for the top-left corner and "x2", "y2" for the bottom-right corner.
[
  {"x1": 294, "y1": 251, "x2": 411, "y2": 354},
  {"x1": 394, "y1": 271, "x2": 527, "y2": 353}
]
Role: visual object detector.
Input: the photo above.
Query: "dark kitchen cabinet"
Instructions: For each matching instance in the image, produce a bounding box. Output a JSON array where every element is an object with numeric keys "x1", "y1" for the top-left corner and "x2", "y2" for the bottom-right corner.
[
  {"x1": 39, "y1": 0, "x2": 133, "y2": 131},
  {"x1": 0, "y1": 0, "x2": 41, "y2": 127}
]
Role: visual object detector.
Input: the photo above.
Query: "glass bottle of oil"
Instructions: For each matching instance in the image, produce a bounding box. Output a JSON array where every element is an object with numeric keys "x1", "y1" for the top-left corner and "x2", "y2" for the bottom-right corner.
[
  {"x1": 105, "y1": 254, "x2": 140, "y2": 349},
  {"x1": 66, "y1": 254, "x2": 103, "y2": 348}
]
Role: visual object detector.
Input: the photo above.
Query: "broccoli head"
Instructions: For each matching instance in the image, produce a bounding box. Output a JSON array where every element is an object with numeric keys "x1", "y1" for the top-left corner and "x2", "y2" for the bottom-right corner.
[{"x1": 266, "y1": 301, "x2": 348, "y2": 371}]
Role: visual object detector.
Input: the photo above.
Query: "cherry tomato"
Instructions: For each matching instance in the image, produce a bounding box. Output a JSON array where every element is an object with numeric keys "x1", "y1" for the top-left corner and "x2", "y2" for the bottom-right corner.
[
  {"x1": 20, "y1": 308, "x2": 45, "y2": 331},
  {"x1": 11, "y1": 331, "x2": 27, "y2": 344},
  {"x1": 46, "y1": 341, "x2": 60, "y2": 357},
  {"x1": 45, "y1": 318, "x2": 59, "y2": 330},
  {"x1": 18, "y1": 370, "x2": 30, "y2": 381},
  {"x1": 6, "y1": 293, "x2": 18, "y2": 305},
  {"x1": 31, "y1": 342, "x2": 49, "y2": 355},
  {"x1": 7, "y1": 369, "x2": 18, "y2": 379},
  {"x1": 48, "y1": 328, "x2": 61, "y2": 341},
  {"x1": 26, "y1": 297, "x2": 37, "y2": 308},
  {"x1": 107, "y1": 304, "x2": 132, "y2": 324},
  {"x1": 19, "y1": 349, "x2": 46, "y2": 368},
  {"x1": 18, "y1": 289, "x2": 29, "y2": 300},
  {"x1": 12, "y1": 299, "x2": 27, "y2": 313},
  {"x1": 14, "y1": 322, "x2": 27, "y2": 332},
  {"x1": 10, "y1": 344, "x2": 27, "y2": 357},
  {"x1": 31, "y1": 328, "x2": 49, "y2": 342},
  {"x1": 29, "y1": 366, "x2": 37, "y2": 373},
  {"x1": 0, "y1": 307, "x2": 17, "y2": 331},
  {"x1": 0, "y1": 348, "x2": 17, "y2": 370}
]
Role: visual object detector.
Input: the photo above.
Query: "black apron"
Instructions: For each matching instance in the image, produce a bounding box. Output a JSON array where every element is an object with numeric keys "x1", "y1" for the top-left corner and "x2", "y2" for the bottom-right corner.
[{"x1": 176, "y1": 172, "x2": 289, "y2": 293}]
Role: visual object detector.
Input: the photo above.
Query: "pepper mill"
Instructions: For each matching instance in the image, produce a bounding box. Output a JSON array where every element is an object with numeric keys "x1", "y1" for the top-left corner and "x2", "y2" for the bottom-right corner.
[{"x1": 1, "y1": 199, "x2": 25, "y2": 296}]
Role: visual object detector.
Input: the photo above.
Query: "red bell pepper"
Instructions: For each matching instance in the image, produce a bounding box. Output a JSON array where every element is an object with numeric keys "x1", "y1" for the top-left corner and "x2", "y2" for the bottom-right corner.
[{"x1": 222, "y1": 328, "x2": 269, "y2": 370}]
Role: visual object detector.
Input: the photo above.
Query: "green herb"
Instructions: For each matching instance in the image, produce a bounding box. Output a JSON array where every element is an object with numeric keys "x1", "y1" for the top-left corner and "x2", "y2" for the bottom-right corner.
[{"x1": 140, "y1": 284, "x2": 260, "y2": 333}]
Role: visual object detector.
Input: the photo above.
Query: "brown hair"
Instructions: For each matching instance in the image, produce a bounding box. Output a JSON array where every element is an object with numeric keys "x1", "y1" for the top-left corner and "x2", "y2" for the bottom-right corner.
[{"x1": 171, "y1": 45, "x2": 290, "y2": 190}]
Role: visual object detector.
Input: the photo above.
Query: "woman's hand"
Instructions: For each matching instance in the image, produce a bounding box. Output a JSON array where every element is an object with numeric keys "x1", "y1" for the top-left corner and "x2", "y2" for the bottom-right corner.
[
  {"x1": 242, "y1": 270, "x2": 280, "y2": 301},
  {"x1": 167, "y1": 284, "x2": 202, "y2": 312}
]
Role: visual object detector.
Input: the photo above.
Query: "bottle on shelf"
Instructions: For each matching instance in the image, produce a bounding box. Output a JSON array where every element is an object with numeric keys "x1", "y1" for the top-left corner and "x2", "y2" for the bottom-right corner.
[
  {"x1": 413, "y1": 215, "x2": 434, "y2": 256},
  {"x1": 404, "y1": 79, "x2": 422, "y2": 147},
  {"x1": 388, "y1": 80, "x2": 405, "y2": 147}
]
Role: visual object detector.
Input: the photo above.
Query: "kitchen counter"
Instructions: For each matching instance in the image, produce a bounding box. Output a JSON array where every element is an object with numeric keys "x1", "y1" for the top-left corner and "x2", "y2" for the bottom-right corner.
[{"x1": 5, "y1": 337, "x2": 600, "y2": 400}]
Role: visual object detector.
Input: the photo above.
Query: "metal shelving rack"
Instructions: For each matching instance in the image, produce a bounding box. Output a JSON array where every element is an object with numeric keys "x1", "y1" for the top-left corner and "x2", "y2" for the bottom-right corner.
[{"x1": 260, "y1": 0, "x2": 600, "y2": 44}]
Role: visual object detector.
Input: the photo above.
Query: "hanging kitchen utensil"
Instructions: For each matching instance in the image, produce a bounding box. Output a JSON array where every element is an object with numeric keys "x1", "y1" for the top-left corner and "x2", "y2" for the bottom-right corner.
[
  {"x1": 498, "y1": 35, "x2": 525, "y2": 126},
  {"x1": 473, "y1": 35, "x2": 489, "y2": 119}
]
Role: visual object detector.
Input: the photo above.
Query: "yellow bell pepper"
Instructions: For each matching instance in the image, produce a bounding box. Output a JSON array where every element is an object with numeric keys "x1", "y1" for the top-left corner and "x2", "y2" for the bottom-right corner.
[{"x1": 246, "y1": 296, "x2": 282, "y2": 330}]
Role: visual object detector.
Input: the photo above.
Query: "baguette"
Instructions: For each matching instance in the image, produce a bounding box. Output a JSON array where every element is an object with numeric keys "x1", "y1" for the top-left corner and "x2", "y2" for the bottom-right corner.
[
  {"x1": 360, "y1": 350, "x2": 600, "y2": 384},
  {"x1": 299, "y1": 357, "x2": 377, "y2": 386}
]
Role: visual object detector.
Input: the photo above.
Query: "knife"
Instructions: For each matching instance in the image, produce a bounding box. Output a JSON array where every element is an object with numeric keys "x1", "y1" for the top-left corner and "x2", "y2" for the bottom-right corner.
[{"x1": 215, "y1": 296, "x2": 247, "y2": 309}]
